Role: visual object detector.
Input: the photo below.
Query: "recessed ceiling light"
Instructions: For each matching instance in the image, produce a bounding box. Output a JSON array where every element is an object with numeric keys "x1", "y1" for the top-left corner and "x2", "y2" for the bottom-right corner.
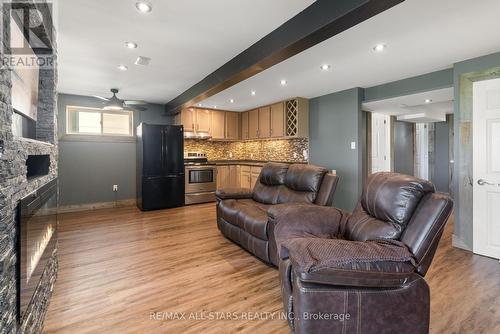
[
  {"x1": 320, "y1": 64, "x2": 331, "y2": 71},
  {"x1": 213, "y1": 106, "x2": 217, "y2": 109},
  {"x1": 251, "y1": 91, "x2": 256, "y2": 96},
  {"x1": 117, "y1": 64, "x2": 128, "y2": 71},
  {"x1": 373, "y1": 44, "x2": 387, "y2": 52},
  {"x1": 135, "y1": 1, "x2": 152, "y2": 13},
  {"x1": 197, "y1": 103, "x2": 202, "y2": 107},
  {"x1": 125, "y1": 41, "x2": 138, "y2": 49},
  {"x1": 280, "y1": 79, "x2": 287, "y2": 86},
  {"x1": 425, "y1": 99, "x2": 433, "y2": 103},
  {"x1": 229, "y1": 99, "x2": 235, "y2": 103}
]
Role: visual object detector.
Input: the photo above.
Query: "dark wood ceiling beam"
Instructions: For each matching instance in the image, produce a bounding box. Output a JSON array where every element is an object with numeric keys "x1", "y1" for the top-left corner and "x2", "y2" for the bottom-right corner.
[{"x1": 165, "y1": 0, "x2": 405, "y2": 114}]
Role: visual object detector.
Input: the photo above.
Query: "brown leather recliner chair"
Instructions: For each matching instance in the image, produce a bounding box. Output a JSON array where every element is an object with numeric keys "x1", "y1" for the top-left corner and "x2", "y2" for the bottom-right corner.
[
  {"x1": 216, "y1": 163, "x2": 339, "y2": 266},
  {"x1": 270, "y1": 172, "x2": 453, "y2": 334}
]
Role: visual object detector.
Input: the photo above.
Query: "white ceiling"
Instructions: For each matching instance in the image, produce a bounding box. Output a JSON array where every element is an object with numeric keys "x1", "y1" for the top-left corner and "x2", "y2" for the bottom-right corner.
[
  {"x1": 56, "y1": 0, "x2": 315, "y2": 103},
  {"x1": 200, "y1": 0, "x2": 500, "y2": 111},
  {"x1": 363, "y1": 87, "x2": 454, "y2": 116}
]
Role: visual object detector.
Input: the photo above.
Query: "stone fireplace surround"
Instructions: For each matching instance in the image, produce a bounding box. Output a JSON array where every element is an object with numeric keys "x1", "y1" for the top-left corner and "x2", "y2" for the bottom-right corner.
[{"x1": 0, "y1": 1, "x2": 58, "y2": 333}]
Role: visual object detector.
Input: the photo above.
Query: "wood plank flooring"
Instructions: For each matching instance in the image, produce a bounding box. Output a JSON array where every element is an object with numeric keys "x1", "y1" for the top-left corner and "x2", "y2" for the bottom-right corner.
[{"x1": 43, "y1": 204, "x2": 500, "y2": 334}]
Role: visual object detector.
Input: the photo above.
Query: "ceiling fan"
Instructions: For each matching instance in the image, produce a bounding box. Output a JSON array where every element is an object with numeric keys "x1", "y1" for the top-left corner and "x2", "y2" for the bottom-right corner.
[{"x1": 94, "y1": 88, "x2": 147, "y2": 111}]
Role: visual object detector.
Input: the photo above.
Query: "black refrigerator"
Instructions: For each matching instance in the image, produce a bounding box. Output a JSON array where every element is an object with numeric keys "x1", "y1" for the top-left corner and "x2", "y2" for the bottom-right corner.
[{"x1": 136, "y1": 123, "x2": 185, "y2": 211}]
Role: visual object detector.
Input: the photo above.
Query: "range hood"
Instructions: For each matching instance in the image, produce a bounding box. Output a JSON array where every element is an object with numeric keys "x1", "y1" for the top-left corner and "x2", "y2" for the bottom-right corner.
[{"x1": 184, "y1": 131, "x2": 212, "y2": 139}]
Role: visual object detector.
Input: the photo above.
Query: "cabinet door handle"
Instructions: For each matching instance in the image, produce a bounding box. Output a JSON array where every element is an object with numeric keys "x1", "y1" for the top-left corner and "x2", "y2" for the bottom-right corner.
[{"x1": 192, "y1": 123, "x2": 195, "y2": 130}]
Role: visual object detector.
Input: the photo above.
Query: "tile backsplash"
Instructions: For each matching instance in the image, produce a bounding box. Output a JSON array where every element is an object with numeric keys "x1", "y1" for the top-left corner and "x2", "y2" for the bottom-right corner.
[{"x1": 185, "y1": 138, "x2": 309, "y2": 162}]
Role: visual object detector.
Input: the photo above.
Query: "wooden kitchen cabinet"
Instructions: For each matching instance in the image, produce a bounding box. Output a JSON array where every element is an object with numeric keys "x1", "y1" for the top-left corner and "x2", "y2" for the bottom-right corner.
[
  {"x1": 181, "y1": 108, "x2": 196, "y2": 132},
  {"x1": 248, "y1": 109, "x2": 259, "y2": 139},
  {"x1": 225, "y1": 112, "x2": 240, "y2": 140},
  {"x1": 241, "y1": 112, "x2": 249, "y2": 140},
  {"x1": 258, "y1": 106, "x2": 271, "y2": 138},
  {"x1": 250, "y1": 166, "x2": 262, "y2": 189},
  {"x1": 228, "y1": 165, "x2": 240, "y2": 188},
  {"x1": 211, "y1": 110, "x2": 225, "y2": 139},
  {"x1": 270, "y1": 102, "x2": 285, "y2": 138},
  {"x1": 196, "y1": 109, "x2": 211, "y2": 133},
  {"x1": 240, "y1": 166, "x2": 251, "y2": 189},
  {"x1": 216, "y1": 165, "x2": 229, "y2": 189}
]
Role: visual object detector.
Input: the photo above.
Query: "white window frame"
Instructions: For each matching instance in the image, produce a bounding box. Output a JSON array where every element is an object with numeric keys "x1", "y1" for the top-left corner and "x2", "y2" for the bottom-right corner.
[{"x1": 65, "y1": 106, "x2": 134, "y2": 140}]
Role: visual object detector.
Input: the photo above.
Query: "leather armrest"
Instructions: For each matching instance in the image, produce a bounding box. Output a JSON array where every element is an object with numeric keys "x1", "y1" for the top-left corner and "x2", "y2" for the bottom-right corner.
[
  {"x1": 215, "y1": 188, "x2": 253, "y2": 200},
  {"x1": 267, "y1": 204, "x2": 346, "y2": 260},
  {"x1": 298, "y1": 269, "x2": 421, "y2": 289},
  {"x1": 283, "y1": 237, "x2": 416, "y2": 285}
]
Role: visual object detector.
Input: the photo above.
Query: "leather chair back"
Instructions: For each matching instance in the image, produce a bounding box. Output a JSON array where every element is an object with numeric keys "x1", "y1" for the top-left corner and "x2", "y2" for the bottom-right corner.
[
  {"x1": 400, "y1": 192, "x2": 453, "y2": 276},
  {"x1": 343, "y1": 172, "x2": 453, "y2": 277}
]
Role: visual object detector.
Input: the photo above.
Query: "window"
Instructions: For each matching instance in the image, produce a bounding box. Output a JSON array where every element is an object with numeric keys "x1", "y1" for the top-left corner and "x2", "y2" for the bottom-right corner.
[{"x1": 66, "y1": 106, "x2": 133, "y2": 136}]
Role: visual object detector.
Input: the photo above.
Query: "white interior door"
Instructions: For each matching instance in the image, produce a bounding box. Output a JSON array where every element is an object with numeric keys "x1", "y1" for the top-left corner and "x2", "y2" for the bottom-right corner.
[
  {"x1": 371, "y1": 113, "x2": 391, "y2": 173},
  {"x1": 473, "y1": 78, "x2": 500, "y2": 260},
  {"x1": 415, "y1": 123, "x2": 429, "y2": 179}
]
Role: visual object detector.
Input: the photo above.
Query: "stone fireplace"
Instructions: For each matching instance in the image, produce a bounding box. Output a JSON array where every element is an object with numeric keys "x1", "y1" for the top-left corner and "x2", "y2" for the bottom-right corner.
[{"x1": 0, "y1": 1, "x2": 58, "y2": 333}]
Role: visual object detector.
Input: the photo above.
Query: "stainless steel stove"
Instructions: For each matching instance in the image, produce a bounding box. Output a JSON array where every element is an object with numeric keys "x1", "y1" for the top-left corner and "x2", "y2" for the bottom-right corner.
[{"x1": 184, "y1": 152, "x2": 217, "y2": 205}]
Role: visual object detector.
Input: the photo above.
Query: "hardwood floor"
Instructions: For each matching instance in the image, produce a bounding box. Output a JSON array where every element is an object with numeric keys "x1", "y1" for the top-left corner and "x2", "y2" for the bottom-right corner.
[{"x1": 43, "y1": 204, "x2": 500, "y2": 334}]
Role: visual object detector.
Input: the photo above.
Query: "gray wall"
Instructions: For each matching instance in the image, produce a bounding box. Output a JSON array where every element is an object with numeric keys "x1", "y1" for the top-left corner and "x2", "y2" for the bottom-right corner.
[
  {"x1": 364, "y1": 68, "x2": 453, "y2": 102},
  {"x1": 309, "y1": 88, "x2": 364, "y2": 212},
  {"x1": 433, "y1": 119, "x2": 450, "y2": 193},
  {"x1": 58, "y1": 93, "x2": 170, "y2": 206},
  {"x1": 393, "y1": 121, "x2": 414, "y2": 176}
]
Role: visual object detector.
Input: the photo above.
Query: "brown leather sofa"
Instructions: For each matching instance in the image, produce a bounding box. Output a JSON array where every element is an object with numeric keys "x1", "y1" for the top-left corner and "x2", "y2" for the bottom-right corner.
[
  {"x1": 271, "y1": 172, "x2": 453, "y2": 334},
  {"x1": 216, "y1": 163, "x2": 339, "y2": 266}
]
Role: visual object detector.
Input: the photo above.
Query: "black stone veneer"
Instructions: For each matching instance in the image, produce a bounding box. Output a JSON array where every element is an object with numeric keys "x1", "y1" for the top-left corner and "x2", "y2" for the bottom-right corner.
[{"x1": 0, "y1": 1, "x2": 58, "y2": 332}]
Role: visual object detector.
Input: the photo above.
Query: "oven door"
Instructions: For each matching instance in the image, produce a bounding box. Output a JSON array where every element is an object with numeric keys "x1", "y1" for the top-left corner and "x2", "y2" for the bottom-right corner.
[{"x1": 185, "y1": 166, "x2": 217, "y2": 193}]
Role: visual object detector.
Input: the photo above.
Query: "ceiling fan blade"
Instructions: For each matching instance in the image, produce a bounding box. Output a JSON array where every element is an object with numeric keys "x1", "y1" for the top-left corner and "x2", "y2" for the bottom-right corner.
[
  {"x1": 124, "y1": 100, "x2": 147, "y2": 105},
  {"x1": 94, "y1": 95, "x2": 109, "y2": 101}
]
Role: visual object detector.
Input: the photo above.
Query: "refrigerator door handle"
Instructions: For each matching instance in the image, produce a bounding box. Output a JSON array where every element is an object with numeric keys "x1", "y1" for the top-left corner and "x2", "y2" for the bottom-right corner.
[
  {"x1": 163, "y1": 129, "x2": 168, "y2": 171},
  {"x1": 161, "y1": 129, "x2": 165, "y2": 170}
]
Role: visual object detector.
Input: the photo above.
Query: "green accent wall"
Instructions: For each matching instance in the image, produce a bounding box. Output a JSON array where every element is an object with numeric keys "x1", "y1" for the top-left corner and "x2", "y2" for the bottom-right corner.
[
  {"x1": 309, "y1": 88, "x2": 364, "y2": 212},
  {"x1": 57, "y1": 93, "x2": 171, "y2": 206},
  {"x1": 364, "y1": 68, "x2": 453, "y2": 102}
]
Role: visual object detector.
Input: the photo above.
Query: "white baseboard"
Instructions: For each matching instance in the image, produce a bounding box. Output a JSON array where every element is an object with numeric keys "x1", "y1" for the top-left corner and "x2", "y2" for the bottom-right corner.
[{"x1": 58, "y1": 199, "x2": 136, "y2": 213}]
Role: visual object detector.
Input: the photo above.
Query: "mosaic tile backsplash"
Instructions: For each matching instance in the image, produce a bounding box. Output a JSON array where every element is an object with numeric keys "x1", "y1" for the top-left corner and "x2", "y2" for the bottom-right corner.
[{"x1": 185, "y1": 138, "x2": 309, "y2": 162}]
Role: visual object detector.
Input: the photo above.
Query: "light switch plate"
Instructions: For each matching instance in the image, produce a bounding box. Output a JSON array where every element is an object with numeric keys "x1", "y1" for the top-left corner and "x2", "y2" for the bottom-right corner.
[{"x1": 350, "y1": 142, "x2": 356, "y2": 150}]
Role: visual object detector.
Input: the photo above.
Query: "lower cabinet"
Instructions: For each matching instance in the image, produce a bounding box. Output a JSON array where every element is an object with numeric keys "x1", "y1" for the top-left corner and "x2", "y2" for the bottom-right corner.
[{"x1": 217, "y1": 165, "x2": 262, "y2": 190}]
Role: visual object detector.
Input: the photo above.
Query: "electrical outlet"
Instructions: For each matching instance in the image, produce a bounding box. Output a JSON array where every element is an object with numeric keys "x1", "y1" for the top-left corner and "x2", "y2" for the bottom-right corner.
[
  {"x1": 250, "y1": 153, "x2": 254, "y2": 159},
  {"x1": 113, "y1": 185, "x2": 118, "y2": 192},
  {"x1": 293, "y1": 152, "x2": 298, "y2": 159},
  {"x1": 302, "y1": 149, "x2": 308, "y2": 160},
  {"x1": 229, "y1": 152, "x2": 233, "y2": 158}
]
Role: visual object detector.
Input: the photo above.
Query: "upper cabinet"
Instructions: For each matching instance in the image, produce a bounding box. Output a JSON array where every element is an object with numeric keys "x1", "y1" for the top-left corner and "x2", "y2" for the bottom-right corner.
[
  {"x1": 178, "y1": 97, "x2": 308, "y2": 140},
  {"x1": 258, "y1": 106, "x2": 271, "y2": 138},
  {"x1": 225, "y1": 112, "x2": 240, "y2": 140},
  {"x1": 181, "y1": 108, "x2": 196, "y2": 132},
  {"x1": 196, "y1": 109, "x2": 211, "y2": 133},
  {"x1": 241, "y1": 112, "x2": 249, "y2": 140},
  {"x1": 270, "y1": 102, "x2": 285, "y2": 138},
  {"x1": 211, "y1": 110, "x2": 226, "y2": 140},
  {"x1": 248, "y1": 109, "x2": 259, "y2": 139}
]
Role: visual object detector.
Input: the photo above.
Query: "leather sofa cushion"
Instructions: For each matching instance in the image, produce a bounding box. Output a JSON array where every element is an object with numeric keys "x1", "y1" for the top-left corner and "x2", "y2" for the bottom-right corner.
[
  {"x1": 343, "y1": 203, "x2": 402, "y2": 241},
  {"x1": 361, "y1": 172, "x2": 434, "y2": 228},
  {"x1": 277, "y1": 188, "x2": 316, "y2": 204},
  {"x1": 259, "y1": 163, "x2": 289, "y2": 185},
  {"x1": 218, "y1": 199, "x2": 269, "y2": 240},
  {"x1": 237, "y1": 205, "x2": 268, "y2": 240},
  {"x1": 284, "y1": 164, "x2": 327, "y2": 192},
  {"x1": 253, "y1": 163, "x2": 288, "y2": 204},
  {"x1": 253, "y1": 182, "x2": 283, "y2": 204}
]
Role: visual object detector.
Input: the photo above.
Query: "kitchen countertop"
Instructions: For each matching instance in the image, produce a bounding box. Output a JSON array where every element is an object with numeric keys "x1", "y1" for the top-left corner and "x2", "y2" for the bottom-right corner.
[{"x1": 209, "y1": 160, "x2": 307, "y2": 167}]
